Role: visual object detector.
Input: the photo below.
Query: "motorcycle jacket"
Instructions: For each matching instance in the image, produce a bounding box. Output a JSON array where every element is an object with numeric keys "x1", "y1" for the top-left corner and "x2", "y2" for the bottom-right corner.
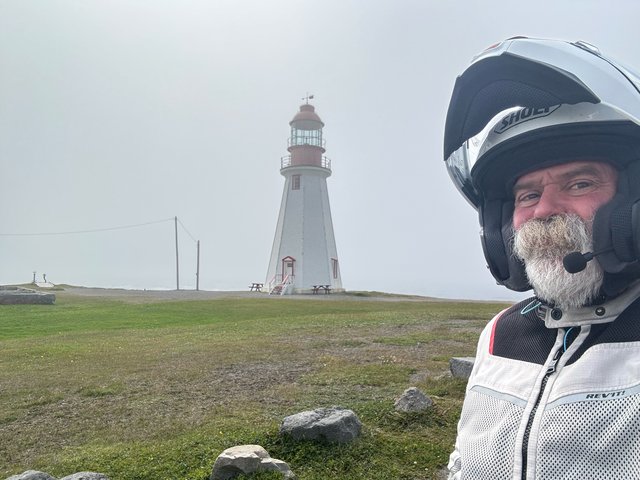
[{"x1": 448, "y1": 281, "x2": 640, "y2": 480}]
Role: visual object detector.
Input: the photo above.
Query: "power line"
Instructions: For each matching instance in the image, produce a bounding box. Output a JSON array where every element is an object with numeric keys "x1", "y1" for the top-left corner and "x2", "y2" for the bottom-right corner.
[
  {"x1": 177, "y1": 218, "x2": 197, "y2": 243},
  {"x1": 0, "y1": 217, "x2": 175, "y2": 237},
  {"x1": 2, "y1": 215, "x2": 203, "y2": 291}
]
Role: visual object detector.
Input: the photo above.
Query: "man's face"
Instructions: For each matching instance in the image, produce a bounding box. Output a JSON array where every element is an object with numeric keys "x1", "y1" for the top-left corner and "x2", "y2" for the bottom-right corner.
[
  {"x1": 511, "y1": 160, "x2": 618, "y2": 309},
  {"x1": 512, "y1": 161, "x2": 618, "y2": 229}
]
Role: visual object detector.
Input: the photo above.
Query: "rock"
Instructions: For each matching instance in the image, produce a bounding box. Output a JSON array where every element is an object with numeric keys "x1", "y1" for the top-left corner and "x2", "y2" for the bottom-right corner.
[
  {"x1": 394, "y1": 387, "x2": 433, "y2": 412},
  {"x1": 210, "y1": 445, "x2": 296, "y2": 480},
  {"x1": 59, "y1": 474, "x2": 109, "y2": 480},
  {"x1": 280, "y1": 406, "x2": 362, "y2": 443},
  {"x1": 450, "y1": 357, "x2": 475, "y2": 380},
  {"x1": 5, "y1": 471, "x2": 56, "y2": 480},
  {"x1": 0, "y1": 286, "x2": 55, "y2": 305},
  {"x1": 435, "y1": 466, "x2": 450, "y2": 479}
]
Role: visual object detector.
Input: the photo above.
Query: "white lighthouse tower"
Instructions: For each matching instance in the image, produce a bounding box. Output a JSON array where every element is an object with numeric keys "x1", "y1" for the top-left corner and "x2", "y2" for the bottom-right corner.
[{"x1": 266, "y1": 101, "x2": 343, "y2": 294}]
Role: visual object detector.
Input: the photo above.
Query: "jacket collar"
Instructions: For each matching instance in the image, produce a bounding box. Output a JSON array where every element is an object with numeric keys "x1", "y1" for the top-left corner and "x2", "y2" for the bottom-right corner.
[{"x1": 538, "y1": 281, "x2": 640, "y2": 328}]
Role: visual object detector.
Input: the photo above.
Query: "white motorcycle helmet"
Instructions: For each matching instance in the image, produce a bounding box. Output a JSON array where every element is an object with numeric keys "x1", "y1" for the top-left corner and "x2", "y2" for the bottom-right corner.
[{"x1": 444, "y1": 37, "x2": 640, "y2": 295}]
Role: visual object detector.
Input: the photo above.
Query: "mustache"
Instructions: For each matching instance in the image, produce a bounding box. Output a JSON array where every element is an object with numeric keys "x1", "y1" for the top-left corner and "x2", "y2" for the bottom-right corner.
[{"x1": 512, "y1": 214, "x2": 593, "y2": 260}]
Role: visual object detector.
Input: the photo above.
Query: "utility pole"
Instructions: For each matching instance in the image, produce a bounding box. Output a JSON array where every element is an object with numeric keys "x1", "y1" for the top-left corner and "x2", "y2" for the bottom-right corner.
[
  {"x1": 174, "y1": 216, "x2": 179, "y2": 290},
  {"x1": 196, "y1": 240, "x2": 200, "y2": 291}
]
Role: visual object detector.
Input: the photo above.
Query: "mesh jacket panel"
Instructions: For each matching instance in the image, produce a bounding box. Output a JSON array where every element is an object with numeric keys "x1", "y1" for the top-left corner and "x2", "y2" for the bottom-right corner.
[
  {"x1": 459, "y1": 389, "x2": 524, "y2": 479},
  {"x1": 492, "y1": 298, "x2": 557, "y2": 364},
  {"x1": 536, "y1": 394, "x2": 640, "y2": 479}
]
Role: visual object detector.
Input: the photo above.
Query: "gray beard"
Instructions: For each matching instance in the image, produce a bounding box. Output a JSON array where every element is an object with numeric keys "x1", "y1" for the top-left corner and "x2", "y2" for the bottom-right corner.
[{"x1": 512, "y1": 214, "x2": 604, "y2": 310}]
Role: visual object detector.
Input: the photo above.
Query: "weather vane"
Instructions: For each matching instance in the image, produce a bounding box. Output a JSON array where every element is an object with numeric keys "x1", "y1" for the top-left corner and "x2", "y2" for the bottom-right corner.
[{"x1": 302, "y1": 92, "x2": 315, "y2": 104}]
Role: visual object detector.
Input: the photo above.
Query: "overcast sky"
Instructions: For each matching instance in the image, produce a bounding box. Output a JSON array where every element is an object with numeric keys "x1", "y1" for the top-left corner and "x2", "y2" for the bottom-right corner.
[{"x1": 1, "y1": 0, "x2": 640, "y2": 301}]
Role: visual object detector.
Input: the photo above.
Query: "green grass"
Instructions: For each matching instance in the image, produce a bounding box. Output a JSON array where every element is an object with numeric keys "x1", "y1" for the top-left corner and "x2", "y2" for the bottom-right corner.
[{"x1": 0, "y1": 292, "x2": 509, "y2": 479}]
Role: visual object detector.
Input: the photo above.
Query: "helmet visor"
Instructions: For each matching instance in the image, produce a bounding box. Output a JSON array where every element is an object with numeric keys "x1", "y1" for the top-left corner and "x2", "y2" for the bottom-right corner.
[
  {"x1": 445, "y1": 107, "x2": 521, "y2": 208},
  {"x1": 445, "y1": 141, "x2": 480, "y2": 208},
  {"x1": 444, "y1": 37, "x2": 640, "y2": 210}
]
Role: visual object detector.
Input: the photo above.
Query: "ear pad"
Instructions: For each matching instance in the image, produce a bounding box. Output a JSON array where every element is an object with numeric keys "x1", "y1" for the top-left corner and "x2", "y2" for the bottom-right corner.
[
  {"x1": 628, "y1": 162, "x2": 640, "y2": 261},
  {"x1": 593, "y1": 196, "x2": 635, "y2": 272},
  {"x1": 480, "y1": 199, "x2": 510, "y2": 282},
  {"x1": 632, "y1": 203, "x2": 640, "y2": 260},
  {"x1": 480, "y1": 199, "x2": 530, "y2": 292},
  {"x1": 610, "y1": 201, "x2": 636, "y2": 261},
  {"x1": 501, "y1": 202, "x2": 530, "y2": 291},
  {"x1": 594, "y1": 161, "x2": 640, "y2": 273},
  {"x1": 592, "y1": 161, "x2": 640, "y2": 298}
]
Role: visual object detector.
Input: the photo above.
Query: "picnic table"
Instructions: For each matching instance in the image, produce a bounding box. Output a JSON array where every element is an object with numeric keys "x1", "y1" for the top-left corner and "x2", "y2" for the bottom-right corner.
[
  {"x1": 312, "y1": 285, "x2": 331, "y2": 294},
  {"x1": 249, "y1": 282, "x2": 263, "y2": 292}
]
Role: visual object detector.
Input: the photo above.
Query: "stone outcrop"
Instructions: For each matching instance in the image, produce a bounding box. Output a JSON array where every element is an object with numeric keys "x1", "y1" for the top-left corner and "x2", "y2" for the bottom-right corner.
[
  {"x1": 0, "y1": 286, "x2": 55, "y2": 305},
  {"x1": 280, "y1": 406, "x2": 362, "y2": 443},
  {"x1": 394, "y1": 387, "x2": 433, "y2": 412},
  {"x1": 210, "y1": 445, "x2": 296, "y2": 480},
  {"x1": 59, "y1": 473, "x2": 110, "y2": 480},
  {"x1": 450, "y1": 357, "x2": 475, "y2": 380},
  {"x1": 4, "y1": 473, "x2": 108, "y2": 480},
  {"x1": 5, "y1": 472, "x2": 56, "y2": 480}
]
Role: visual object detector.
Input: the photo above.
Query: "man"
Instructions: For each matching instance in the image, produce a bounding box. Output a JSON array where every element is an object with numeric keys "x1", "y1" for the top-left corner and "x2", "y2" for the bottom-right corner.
[
  {"x1": 511, "y1": 161, "x2": 617, "y2": 310},
  {"x1": 443, "y1": 37, "x2": 640, "y2": 479}
]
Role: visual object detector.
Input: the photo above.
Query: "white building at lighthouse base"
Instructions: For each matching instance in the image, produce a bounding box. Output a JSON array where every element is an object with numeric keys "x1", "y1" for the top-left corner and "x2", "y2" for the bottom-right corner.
[{"x1": 266, "y1": 162, "x2": 342, "y2": 294}]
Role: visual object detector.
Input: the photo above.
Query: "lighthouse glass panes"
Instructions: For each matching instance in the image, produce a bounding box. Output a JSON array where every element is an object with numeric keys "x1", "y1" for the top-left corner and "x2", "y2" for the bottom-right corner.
[{"x1": 290, "y1": 127, "x2": 323, "y2": 147}]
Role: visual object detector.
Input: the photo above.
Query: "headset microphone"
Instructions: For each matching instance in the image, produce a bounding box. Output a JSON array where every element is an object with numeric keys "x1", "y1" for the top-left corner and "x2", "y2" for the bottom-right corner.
[{"x1": 563, "y1": 247, "x2": 614, "y2": 274}]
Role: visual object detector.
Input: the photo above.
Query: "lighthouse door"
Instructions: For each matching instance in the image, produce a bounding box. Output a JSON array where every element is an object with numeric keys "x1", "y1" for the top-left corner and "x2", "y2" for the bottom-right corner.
[{"x1": 282, "y1": 256, "x2": 295, "y2": 280}]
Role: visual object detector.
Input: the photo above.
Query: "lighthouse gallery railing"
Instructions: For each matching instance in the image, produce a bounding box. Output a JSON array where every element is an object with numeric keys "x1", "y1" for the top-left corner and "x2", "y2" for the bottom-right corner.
[{"x1": 280, "y1": 155, "x2": 331, "y2": 170}]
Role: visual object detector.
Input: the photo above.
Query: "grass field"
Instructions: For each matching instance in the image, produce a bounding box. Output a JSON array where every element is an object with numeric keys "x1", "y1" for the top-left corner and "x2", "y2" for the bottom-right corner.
[{"x1": 0, "y1": 288, "x2": 510, "y2": 480}]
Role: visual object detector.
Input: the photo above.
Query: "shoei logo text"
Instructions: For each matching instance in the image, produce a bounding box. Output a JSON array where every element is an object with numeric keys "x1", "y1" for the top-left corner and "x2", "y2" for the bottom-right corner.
[{"x1": 494, "y1": 105, "x2": 561, "y2": 134}]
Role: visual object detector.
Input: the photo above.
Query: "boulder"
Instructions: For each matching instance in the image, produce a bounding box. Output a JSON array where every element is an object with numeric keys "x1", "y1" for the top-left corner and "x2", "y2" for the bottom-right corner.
[
  {"x1": 59, "y1": 474, "x2": 109, "y2": 480},
  {"x1": 0, "y1": 287, "x2": 55, "y2": 305},
  {"x1": 394, "y1": 387, "x2": 433, "y2": 412},
  {"x1": 5, "y1": 472, "x2": 56, "y2": 480},
  {"x1": 436, "y1": 466, "x2": 450, "y2": 479},
  {"x1": 450, "y1": 357, "x2": 475, "y2": 380},
  {"x1": 210, "y1": 445, "x2": 295, "y2": 480},
  {"x1": 280, "y1": 406, "x2": 361, "y2": 443}
]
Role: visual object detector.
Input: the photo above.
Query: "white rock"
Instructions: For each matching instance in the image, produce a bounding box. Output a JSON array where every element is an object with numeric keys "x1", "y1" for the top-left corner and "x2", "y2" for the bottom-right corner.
[
  {"x1": 5, "y1": 471, "x2": 56, "y2": 480},
  {"x1": 210, "y1": 444, "x2": 296, "y2": 480},
  {"x1": 59, "y1": 473, "x2": 109, "y2": 480}
]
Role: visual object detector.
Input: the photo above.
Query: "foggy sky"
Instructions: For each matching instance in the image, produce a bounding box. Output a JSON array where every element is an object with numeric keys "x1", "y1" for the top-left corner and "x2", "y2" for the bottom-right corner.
[{"x1": 1, "y1": 0, "x2": 639, "y2": 301}]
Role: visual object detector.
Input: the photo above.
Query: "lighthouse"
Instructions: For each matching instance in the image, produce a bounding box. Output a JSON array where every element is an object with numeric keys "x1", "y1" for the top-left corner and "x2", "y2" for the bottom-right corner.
[{"x1": 266, "y1": 101, "x2": 343, "y2": 294}]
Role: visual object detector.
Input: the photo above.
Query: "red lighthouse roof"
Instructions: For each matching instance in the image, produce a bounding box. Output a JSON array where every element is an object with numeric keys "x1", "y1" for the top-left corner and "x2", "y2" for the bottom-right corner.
[{"x1": 290, "y1": 104, "x2": 324, "y2": 127}]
